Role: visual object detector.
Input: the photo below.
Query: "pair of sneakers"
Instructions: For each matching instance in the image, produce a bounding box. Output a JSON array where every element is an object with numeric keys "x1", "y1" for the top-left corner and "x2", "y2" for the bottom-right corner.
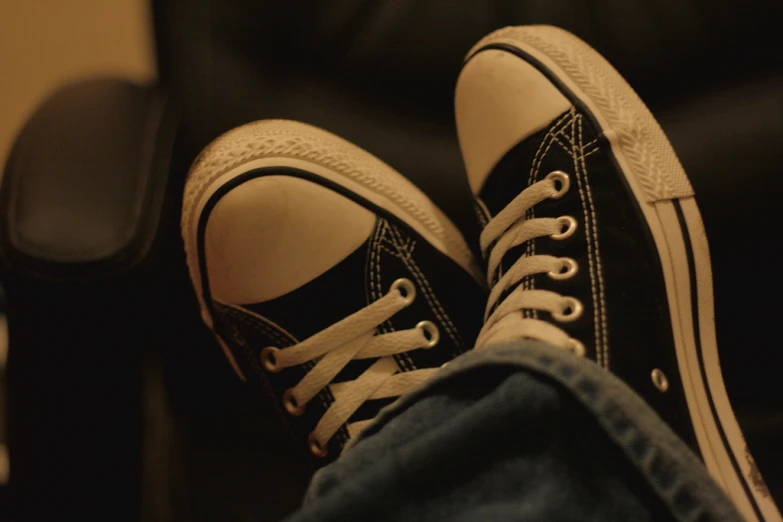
[{"x1": 182, "y1": 26, "x2": 779, "y2": 522}]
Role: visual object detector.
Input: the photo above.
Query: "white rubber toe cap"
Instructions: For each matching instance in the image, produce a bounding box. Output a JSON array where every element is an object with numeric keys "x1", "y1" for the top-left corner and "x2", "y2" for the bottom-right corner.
[
  {"x1": 456, "y1": 48, "x2": 571, "y2": 195},
  {"x1": 204, "y1": 175, "x2": 375, "y2": 305}
]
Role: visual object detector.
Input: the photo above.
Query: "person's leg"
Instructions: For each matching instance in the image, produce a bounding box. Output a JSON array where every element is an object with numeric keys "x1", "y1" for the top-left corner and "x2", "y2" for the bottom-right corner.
[
  {"x1": 181, "y1": 27, "x2": 780, "y2": 522},
  {"x1": 290, "y1": 342, "x2": 742, "y2": 522}
]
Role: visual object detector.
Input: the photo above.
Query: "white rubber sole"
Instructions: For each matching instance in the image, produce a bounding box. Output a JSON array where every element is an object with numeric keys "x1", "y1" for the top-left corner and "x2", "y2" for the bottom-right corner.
[
  {"x1": 181, "y1": 120, "x2": 484, "y2": 376},
  {"x1": 470, "y1": 25, "x2": 780, "y2": 522}
]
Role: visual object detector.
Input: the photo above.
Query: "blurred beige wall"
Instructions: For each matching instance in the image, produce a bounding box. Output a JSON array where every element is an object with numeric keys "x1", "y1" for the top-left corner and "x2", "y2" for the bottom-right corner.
[{"x1": 0, "y1": 0, "x2": 156, "y2": 168}]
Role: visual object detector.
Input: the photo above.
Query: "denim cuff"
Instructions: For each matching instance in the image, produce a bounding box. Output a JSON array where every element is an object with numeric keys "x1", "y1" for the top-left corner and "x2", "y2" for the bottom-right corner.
[{"x1": 351, "y1": 341, "x2": 743, "y2": 522}]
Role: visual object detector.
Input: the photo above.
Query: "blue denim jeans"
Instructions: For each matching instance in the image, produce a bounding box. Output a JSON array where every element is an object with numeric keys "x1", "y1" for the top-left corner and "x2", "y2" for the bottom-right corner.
[{"x1": 285, "y1": 341, "x2": 742, "y2": 521}]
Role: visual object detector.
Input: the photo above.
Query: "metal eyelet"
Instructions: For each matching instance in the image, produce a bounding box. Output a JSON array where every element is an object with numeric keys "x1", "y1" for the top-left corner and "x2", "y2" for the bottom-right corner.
[
  {"x1": 550, "y1": 216, "x2": 578, "y2": 240},
  {"x1": 548, "y1": 258, "x2": 579, "y2": 280},
  {"x1": 283, "y1": 388, "x2": 306, "y2": 416},
  {"x1": 567, "y1": 338, "x2": 586, "y2": 357},
  {"x1": 390, "y1": 278, "x2": 416, "y2": 305},
  {"x1": 552, "y1": 297, "x2": 584, "y2": 323},
  {"x1": 308, "y1": 432, "x2": 328, "y2": 458},
  {"x1": 416, "y1": 321, "x2": 440, "y2": 349},
  {"x1": 260, "y1": 346, "x2": 282, "y2": 373},
  {"x1": 546, "y1": 171, "x2": 571, "y2": 199},
  {"x1": 651, "y1": 369, "x2": 670, "y2": 392}
]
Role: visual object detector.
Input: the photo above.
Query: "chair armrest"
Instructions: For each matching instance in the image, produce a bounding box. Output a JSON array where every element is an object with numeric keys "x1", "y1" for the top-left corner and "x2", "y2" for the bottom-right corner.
[{"x1": 0, "y1": 79, "x2": 175, "y2": 280}]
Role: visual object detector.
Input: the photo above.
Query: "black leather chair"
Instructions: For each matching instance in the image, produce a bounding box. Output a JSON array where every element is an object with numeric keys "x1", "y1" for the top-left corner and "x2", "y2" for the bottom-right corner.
[{"x1": 2, "y1": 1, "x2": 781, "y2": 520}]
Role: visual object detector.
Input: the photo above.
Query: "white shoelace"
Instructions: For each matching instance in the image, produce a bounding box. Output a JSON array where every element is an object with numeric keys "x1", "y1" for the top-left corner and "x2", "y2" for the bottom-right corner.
[
  {"x1": 260, "y1": 278, "x2": 439, "y2": 457},
  {"x1": 474, "y1": 171, "x2": 586, "y2": 356}
]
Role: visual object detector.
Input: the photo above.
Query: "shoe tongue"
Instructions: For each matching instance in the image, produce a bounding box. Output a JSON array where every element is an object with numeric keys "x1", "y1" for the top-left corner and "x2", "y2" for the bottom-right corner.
[
  {"x1": 477, "y1": 129, "x2": 549, "y2": 286},
  {"x1": 478, "y1": 109, "x2": 578, "y2": 218},
  {"x1": 477, "y1": 112, "x2": 579, "y2": 302},
  {"x1": 477, "y1": 131, "x2": 544, "y2": 219}
]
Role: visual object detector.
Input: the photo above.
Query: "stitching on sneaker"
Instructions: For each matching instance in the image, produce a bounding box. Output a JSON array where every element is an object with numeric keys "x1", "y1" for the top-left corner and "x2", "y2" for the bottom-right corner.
[
  {"x1": 368, "y1": 221, "x2": 393, "y2": 333},
  {"x1": 582, "y1": 138, "x2": 598, "y2": 150},
  {"x1": 583, "y1": 147, "x2": 601, "y2": 159},
  {"x1": 379, "y1": 221, "x2": 417, "y2": 370},
  {"x1": 567, "y1": 114, "x2": 607, "y2": 368},
  {"x1": 368, "y1": 220, "x2": 415, "y2": 372},
  {"x1": 474, "y1": 199, "x2": 491, "y2": 228},
  {"x1": 525, "y1": 109, "x2": 577, "y2": 317},
  {"x1": 529, "y1": 110, "x2": 574, "y2": 183},
  {"x1": 577, "y1": 116, "x2": 609, "y2": 368},
  {"x1": 530, "y1": 110, "x2": 606, "y2": 364},
  {"x1": 387, "y1": 224, "x2": 466, "y2": 354}
]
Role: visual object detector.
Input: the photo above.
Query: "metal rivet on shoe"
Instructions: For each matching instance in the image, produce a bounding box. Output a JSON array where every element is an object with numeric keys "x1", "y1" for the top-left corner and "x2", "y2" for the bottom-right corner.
[
  {"x1": 552, "y1": 297, "x2": 584, "y2": 323},
  {"x1": 548, "y1": 258, "x2": 579, "y2": 280},
  {"x1": 651, "y1": 369, "x2": 669, "y2": 392},
  {"x1": 390, "y1": 278, "x2": 416, "y2": 305},
  {"x1": 260, "y1": 346, "x2": 282, "y2": 373},
  {"x1": 550, "y1": 216, "x2": 578, "y2": 240},
  {"x1": 308, "y1": 432, "x2": 329, "y2": 458},
  {"x1": 416, "y1": 320, "x2": 440, "y2": 349},
  {"x1": 546, "y1": 171, "x2": 571, "y2": 199}
]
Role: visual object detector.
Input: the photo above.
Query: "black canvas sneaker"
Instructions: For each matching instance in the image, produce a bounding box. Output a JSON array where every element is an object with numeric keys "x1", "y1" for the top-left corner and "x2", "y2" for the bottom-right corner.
[
  {"x1": 455, "y1": 25, "x2": 781, "y2": 522},
  {"x1": 182, "y1": 120, "x2": 486, "y2": 466}
]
